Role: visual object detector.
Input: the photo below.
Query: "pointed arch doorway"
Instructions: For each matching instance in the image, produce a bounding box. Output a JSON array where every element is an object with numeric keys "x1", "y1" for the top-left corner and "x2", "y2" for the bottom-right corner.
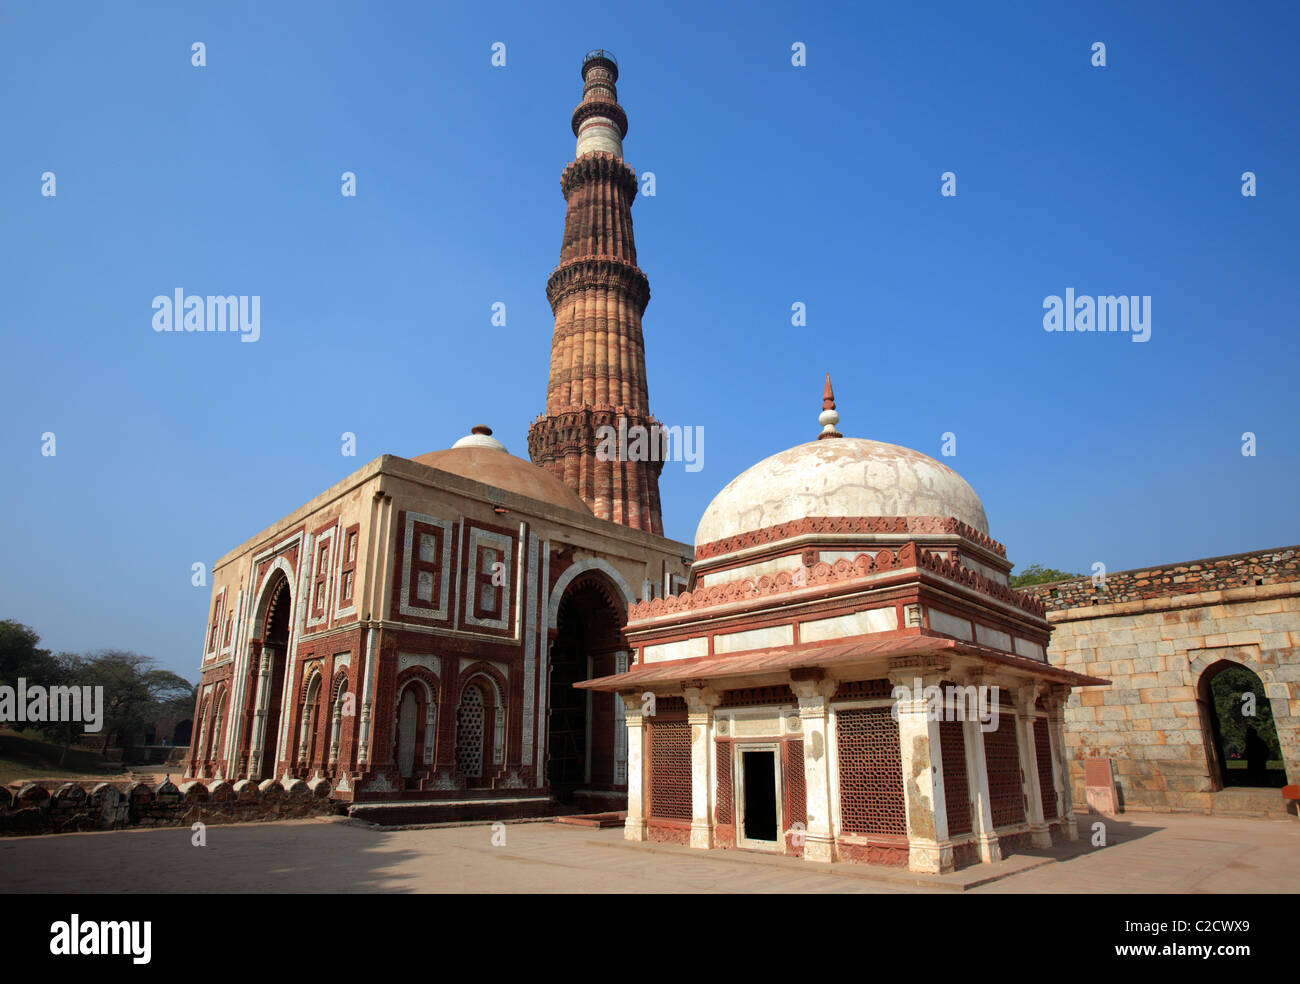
[
  {"x1": 1198, "y1": 660, "x2": 1287, "y2": 789},
  {"x1": 254, "y1": 572, "x2": 292, "y2": 780},
  {"x1": 547, "y1": 572, "x2": 629, "y2": 809}
]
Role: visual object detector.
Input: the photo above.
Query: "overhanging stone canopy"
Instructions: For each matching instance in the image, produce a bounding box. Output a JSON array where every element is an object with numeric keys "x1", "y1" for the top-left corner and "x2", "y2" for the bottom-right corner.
[{"x1": 576, "y1": 633, "x2": 1103, "y2": 692}]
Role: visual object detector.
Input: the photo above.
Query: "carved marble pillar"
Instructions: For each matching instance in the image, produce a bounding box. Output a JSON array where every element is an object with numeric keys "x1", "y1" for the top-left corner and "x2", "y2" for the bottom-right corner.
[
  {"x1": 962, "y1": 669, "x2": 1001, "y2": 863},
  {"x1": 790, "y1": 676, "x2": 838, "y2": 864},
  {"x1": 889, "y1": 667, "x2": 954, "y2": 874},
  {"x1": 1045, "y1": 684, "x2": 1078, "y2": 840},
  {"x1": 247, "y1": 645, "x2": 274, "y2": 779},
  {"x1": 296, "y1": 694, "x2": 313, "y2": 766},
  {"x1": 683, "y1": 684, "x2": 720, "y2": 850},
  {"x1": 1015, "y1": 683, "x2": 1052, "y2": 848},
  {"x1": 357, "y1": 629, "x2": 377, "y2": 768},
  {"x1": 423, "y1": 703, "x2": 437, "y2": 766},
  {"x1": 621, "y1": 692, "x2": 647, "y2": 841},
  {"x1": 329, "y1": 700, "x2": 343, "y2": 768}
]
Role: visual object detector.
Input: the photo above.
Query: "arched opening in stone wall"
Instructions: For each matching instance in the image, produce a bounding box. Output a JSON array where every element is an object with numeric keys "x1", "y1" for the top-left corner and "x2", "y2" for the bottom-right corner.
[
  {"x1": 328, "y1": 674, "x2": 350, "y2": 774},
  {"x1": 173, "y1": 719, "x2": 192, "y2": 746},
  {"x1": 299, "y1": 671, "x2": 324, "y2": 776},
  {"x1": 456, "y1": 679, "x2": 495, "y2": 786},
  {"x1": 259, "y1": 575, "x2": 292, "y2": 780},
  {"x1": 205, "y1": 687, "x2": 226, "y2": 774},
  {"x1": 1198, "y1": 660, "x2": 1287, "y2": 789},
  {"x1": 392, "y1": 681, "x2": 418, "y2": 779},
  {"x1": 547, "y1": 572, "x2": 627, "y2": 805}
]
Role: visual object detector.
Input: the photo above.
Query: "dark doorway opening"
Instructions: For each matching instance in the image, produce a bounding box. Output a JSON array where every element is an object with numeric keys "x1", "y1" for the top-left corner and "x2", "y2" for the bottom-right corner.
[
  {"x1": 1199, "y1": 660, "x2": 1287, "y2": 789},
  {"x1": 742, "y1": 750, "x2": 778, "y2": 843},
  {"x1": 259, "y1": 578, "x2": 291, "y2": 779},
  {"x1": 548, "y1": 574, "x2": 626, "y2": 803}
]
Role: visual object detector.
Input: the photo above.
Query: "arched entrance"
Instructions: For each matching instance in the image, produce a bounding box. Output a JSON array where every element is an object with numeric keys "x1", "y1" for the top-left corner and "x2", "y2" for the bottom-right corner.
[
  {"x1": 1198, "y1": 660, "x2": 1287, "y2": 789},
  {"x1": 397, "y1": 687, "x2": 419, "y2": 777},
  {"x1": 547, "y1": 573, "x2": 628, "y2": 803},
  {"x1": 258, "y1": 574, "x2": 292, "y2": 779},
  {"x1": 298, "y1": 671, "x2": 325, "y2": 776}
]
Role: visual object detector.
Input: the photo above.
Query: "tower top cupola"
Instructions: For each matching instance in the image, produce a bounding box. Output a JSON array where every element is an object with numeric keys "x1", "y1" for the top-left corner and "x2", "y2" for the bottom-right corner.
[{"x1": 572, "y1": 48, "x2": 628, "y2": 158}]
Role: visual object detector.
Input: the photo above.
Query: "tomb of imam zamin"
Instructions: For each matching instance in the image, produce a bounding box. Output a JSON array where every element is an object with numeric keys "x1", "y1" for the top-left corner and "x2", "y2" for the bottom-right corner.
[{"x1": 184, "y1": 49, "x2": 1299, "y2": 874}]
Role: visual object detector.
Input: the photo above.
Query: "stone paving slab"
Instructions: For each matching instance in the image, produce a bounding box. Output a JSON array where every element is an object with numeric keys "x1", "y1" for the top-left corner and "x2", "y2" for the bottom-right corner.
[
  {"x1": 0, "y1": 811, "x2": 1295, "y2": 894},
  {"x1": 593, "y1": 835, "x2": 1062, "y2": 891}
]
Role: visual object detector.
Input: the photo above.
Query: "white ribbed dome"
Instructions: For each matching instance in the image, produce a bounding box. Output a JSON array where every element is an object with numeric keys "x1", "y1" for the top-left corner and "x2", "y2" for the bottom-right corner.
[{"x1": 695, "y1": 438, "x2": 989, "y2": 548}]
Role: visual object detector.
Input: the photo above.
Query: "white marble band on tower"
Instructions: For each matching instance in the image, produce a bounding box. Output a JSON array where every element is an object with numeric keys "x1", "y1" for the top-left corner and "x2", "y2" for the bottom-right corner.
[{"x1": 576, "y1": 117, "x2": 623, "y2": 158}]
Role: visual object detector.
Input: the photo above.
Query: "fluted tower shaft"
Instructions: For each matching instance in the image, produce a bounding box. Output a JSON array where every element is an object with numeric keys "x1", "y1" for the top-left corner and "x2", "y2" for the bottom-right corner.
[{"x1": 528, "y1": 51, "x2": 663, "y2": 534}]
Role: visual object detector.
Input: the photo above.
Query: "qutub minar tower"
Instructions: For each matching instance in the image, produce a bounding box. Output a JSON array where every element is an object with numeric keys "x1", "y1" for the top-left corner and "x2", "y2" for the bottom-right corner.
[{"x1": 528, "y1": 50, "x2": 664, "y2": 534}]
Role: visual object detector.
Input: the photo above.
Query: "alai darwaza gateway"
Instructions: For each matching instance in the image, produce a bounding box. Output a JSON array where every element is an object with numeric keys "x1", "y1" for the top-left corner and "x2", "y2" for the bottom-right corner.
[{"x1": 578, "y1": 378, "x2": 1107, "y2": 873}]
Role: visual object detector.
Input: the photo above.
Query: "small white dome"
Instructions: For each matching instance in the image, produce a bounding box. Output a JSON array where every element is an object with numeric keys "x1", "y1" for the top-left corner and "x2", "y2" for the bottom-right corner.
[
  {"x1": 695, "y1": 437, "x2": 989, "y2": 549},
  {"x1": 451, "y1": 425, "x2": 507, "y2": 452}
]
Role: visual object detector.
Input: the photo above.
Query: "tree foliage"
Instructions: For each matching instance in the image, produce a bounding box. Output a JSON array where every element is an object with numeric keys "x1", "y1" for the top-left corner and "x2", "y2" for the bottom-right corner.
[
  {"x1": 1009, "y1": 564, "x2": 1083, "y2": 588},
  {"x1": 1210, "y1": 666, "x2": 1281, "y2": 761},
  {"x1": 0, "y1": 621, "x2": 194, "y2": 757},
  {"x1": 0, "y1": 619, "x2": 62, "y2": 687}
]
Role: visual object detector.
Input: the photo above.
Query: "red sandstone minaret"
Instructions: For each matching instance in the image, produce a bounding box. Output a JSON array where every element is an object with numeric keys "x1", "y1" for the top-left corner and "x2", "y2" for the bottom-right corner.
[{"x1": 527, "y1": 50, "x2": 663, "y2": 534}]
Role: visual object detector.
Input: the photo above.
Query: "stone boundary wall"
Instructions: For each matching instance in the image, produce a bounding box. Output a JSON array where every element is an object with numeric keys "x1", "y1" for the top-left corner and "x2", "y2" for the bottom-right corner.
[
  {"x1": 1019, "y1": 546, "x2": 1300, "y2": 612},
  {"x1": 1026, "y1": 546, "x2": 1300, "y2": 814},
  {"x1": 0, "y1": 777, "x2": 336, "y2": 837}
]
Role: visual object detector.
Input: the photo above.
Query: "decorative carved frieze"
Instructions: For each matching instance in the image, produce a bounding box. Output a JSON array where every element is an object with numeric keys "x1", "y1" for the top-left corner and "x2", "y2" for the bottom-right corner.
[
  {"x1": 694, "y1": 515, "x2": 1007, "y2": 561},
  {"x1": 627, "y1": 541, "x2": 1045, "y2": 623}
]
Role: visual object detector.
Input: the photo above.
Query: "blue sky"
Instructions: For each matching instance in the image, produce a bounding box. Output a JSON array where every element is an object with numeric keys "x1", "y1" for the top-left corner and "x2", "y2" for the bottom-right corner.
[{"x1": 2, "y1": 1, "x2": 1296, "y2": 679}]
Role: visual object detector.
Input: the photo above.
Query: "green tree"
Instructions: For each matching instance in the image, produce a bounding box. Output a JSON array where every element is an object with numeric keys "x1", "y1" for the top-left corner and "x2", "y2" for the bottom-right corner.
[
  {"x1": 78, "y1": 651, "x2": 194, "y2": 755},
  {"x1": 0, "y1": 620, "x2": 62, "y2": 692},
  {"x1": 1009, "y1": 565, "x2": 1083, "y2": 588},
  {"x1": 1210, "y1": 666, "x2": 1281, "y2": 762}
]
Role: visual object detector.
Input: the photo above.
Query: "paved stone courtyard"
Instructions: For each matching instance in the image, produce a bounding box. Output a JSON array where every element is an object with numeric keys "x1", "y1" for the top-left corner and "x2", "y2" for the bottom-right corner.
[{"x1": 2, "y1": 812, "x2": 1296, "y2": 893}]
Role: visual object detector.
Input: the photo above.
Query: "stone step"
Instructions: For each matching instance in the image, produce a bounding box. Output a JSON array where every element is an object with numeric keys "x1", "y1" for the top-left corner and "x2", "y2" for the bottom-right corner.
[
  {"x1": 1208, "y1": 788, "x2": 1293, "y2": 818},
  {"x1": 554, "y1": 811, "x2": 626, "y2": 828}
]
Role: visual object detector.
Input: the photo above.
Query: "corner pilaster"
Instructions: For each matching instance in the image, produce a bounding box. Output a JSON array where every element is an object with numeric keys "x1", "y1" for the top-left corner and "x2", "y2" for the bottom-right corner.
[
  {"x1": 888, "y1": 665, "x2": 955, "y2": 874},
  {"x1": 1044, "y1": 684, "x2": 1078, "y2": 840},
  {"x1": 790, "y1": 674, "x2": 839, "y2": 864},
  {"x1": 621, "y1": 691, "x2": 648, "y2": 841},
  {"x1": 683, "y1": 684, "x2": 720, "y2": 849},
  {"x1": 1015, "y1": 683, "x2": 1052, "y2": 849}
]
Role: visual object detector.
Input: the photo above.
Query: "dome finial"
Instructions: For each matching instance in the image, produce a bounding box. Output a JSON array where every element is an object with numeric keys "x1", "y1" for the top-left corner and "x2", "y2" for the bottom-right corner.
[
  {"x1": 452, "y1": 425, "x2": 507, "y2": 452},
  {"x1": 817, "y1": 373, "x2": 842, "y2": 440}
]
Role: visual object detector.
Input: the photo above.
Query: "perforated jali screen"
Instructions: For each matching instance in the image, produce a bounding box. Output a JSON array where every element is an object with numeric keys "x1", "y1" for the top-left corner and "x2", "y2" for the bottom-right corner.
[
  {"x1": 984, "y1": 713, "x2": 1025, "y2": 828},
  {"x1": 456, "y1": 686, "x2": 485, "y2": 778},
  {"x1": 648, "y1": 718, "x2": 692, "y2": 820},
  {"x1": 939, "y1": 718, "x2": 972, "y2": 836},
  {"x1": 1034, "y1": 717, "x2": 1058, "y2": 820},
  {"x1": 784, "y1": 740, "x2": 807, "y2": 827},
  {"x1": 833, "y1": 679, "x2": 893, "y2": 700},
  {"x1": 835, "y1": 707, "x2": 905, "y2": 836},
  {"x1": 720, "y1": 685, "x2": 795, "y2": 708},
  {"x1": 716, "y1": 741, "x2": 732, "y2": 824}
]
